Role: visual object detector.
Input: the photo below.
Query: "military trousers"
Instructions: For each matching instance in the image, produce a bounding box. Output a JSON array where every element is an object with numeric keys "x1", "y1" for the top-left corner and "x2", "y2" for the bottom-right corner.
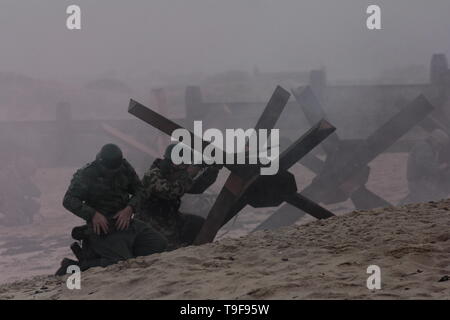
[
  {"x1": 179, "y1": 213, "x2": 205, "y2": 245},
  {"x1": 81, "y1": 218, "x2": 167, "y2": 270}
]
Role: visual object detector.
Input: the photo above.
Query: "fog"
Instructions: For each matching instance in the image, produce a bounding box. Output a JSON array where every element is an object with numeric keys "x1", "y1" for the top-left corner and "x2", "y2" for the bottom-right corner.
[
  {"x1": 2, "y1": 1, "x2": 450, "y2": 285},
  {"x1": 0, "y1": 0, "x2": 449, "y2": 84}
]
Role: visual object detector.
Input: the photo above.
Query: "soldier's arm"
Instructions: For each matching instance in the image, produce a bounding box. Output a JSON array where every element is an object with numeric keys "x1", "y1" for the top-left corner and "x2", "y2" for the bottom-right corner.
[
  {"x1": 62, "y1": 171, "x2": 96, "y2": 222},
  {"x1": 142, "y1": 167, "x2": 193, "y2": 200},
  {"x1": 124, "y1": 161, "x2": 144, "y2": 212},
  {"x1": 188, "y1": 167, "x2": 220, "y2": 194}
]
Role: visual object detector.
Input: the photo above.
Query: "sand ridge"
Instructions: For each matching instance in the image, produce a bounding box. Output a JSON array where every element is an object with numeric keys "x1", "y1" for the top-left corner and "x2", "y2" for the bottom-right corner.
[{"x1": 1, "y1": 199, "x2": 449, "y2": 300}]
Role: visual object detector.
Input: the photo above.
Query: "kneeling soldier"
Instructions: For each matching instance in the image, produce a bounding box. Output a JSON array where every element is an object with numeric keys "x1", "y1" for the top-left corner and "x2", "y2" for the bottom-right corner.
[{"x1": 56, "y1": 144, "x2": 167, "y2": 275}]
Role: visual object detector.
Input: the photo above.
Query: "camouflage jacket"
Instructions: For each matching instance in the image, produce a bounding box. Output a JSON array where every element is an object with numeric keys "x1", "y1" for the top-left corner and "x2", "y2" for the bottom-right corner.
[
  {"x1": 139, "y1": 159, "x2": 219, "y2": 216},
  {"x1": 137, "y1": 158, "x2": 218, "y2": 247},
  {"x1": 63, "y1": 159, "x2": 142, "y2": 222},
  {"x1": 139, "y1": 159, "x2": 194, "y2": 217}
]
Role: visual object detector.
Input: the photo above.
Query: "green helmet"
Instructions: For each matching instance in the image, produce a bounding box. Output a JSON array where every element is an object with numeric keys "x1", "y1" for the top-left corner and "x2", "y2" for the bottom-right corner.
[
  {"x1": 163, "y1": 143, "x2": 191, "y2": 169},
  {"x1": 97, "y1": 144, "x2": 123, "y2": 169},
  {"x1": 164, "y1": 143, "x2": 178, "y2": 161}
]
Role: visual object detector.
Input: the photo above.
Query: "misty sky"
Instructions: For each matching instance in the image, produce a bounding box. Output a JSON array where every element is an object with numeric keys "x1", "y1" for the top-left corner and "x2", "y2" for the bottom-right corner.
[{"x1": 0, "y1": 0, "x2": 449, "y2": 82}]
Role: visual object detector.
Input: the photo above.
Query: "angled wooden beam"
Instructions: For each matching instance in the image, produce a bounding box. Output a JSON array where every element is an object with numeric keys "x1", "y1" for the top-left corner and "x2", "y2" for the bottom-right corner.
[
  {"x1": 201, "y1": 119, "x2": 336, "y2": 242},
  {"x1": 292, "y1": 86, "x2": 341, "y2": 155}
]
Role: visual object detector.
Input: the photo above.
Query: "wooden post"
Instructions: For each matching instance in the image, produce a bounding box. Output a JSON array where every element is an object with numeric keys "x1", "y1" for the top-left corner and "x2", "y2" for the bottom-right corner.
[
  {"x1": 309, "y1": 69, "x2": 327, "y2": 104},
  {"x1": 430, "y1": 54, "x2": 448, "y2": 86},
  {"x1": 185, "y1": 86, "x2": 204, "y2": 123},
  {"x1": 430, "y1": 54, "x2": 450, "y2": 117},
  {"x1": 151, "y1": 88, "x2": 170, "y2": 153}
]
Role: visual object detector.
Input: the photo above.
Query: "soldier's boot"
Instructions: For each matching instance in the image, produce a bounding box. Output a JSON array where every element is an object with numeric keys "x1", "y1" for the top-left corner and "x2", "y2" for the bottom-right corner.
[
  {"x1": 70, "y1": 242, "x2": 84, "y2": 262},
  {"x1": 72, "y1": 225, "x2": 89, "y2": 241},
  {"x1": 55, "y1": 258, "x2": 79, "y2": 276}
]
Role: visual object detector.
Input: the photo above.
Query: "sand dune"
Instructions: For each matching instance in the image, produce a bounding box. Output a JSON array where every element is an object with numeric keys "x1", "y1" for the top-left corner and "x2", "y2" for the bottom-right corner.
[{"x1": 1, "y1": 198, "x2": 449, "y2": 300}]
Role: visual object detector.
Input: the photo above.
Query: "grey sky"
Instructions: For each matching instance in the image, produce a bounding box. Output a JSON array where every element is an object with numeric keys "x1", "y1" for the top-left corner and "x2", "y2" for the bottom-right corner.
[{"x1": 0, "y1": 0, "x2": 449, "y2": 82}]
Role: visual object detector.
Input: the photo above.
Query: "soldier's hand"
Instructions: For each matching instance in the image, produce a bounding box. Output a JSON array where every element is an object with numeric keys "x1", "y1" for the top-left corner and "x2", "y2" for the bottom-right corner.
[
  {"x1": 113, "y1": 206, "x2": 133, "y2": 231},
  {"x1": 92, "y1": 212, "x2": 109, "y2": 235}
]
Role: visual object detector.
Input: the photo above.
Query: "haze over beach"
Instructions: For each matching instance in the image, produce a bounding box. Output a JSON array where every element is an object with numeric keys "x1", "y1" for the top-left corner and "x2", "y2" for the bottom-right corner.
[
  {"x1": 0, "y1": 0, "x2": 449, "y2": 84},
  {"x1": 1, "y1": 0, "x2": 449, "y2": 123}
]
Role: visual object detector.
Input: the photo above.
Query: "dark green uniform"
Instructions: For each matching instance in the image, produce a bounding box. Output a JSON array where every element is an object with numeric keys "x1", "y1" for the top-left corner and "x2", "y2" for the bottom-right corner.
[
  {"x1": 137, "y1": 159, "x2": 219, "y2": 250},
  {"x1": 63, "y1": 158, "x2": 167, "y2": 269}
]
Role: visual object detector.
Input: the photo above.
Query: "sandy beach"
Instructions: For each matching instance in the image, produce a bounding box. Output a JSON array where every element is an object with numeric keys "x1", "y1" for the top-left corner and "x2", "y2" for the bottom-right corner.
[
  {"x1": 0, "y1": 153, "x2": 449, "y2": 299},
  {"x1": 1, "y1": 197, "x2": 449, "y2": 300}
]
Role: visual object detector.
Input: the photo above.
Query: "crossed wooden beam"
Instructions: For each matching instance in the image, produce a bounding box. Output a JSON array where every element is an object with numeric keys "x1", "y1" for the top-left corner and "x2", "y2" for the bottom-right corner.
[
  {"x1": 254, "y1": 86, "x2": 436, "y2": 232},
  {"x1": 128, "y1": 86, "x2": 337, "y2": 245}
]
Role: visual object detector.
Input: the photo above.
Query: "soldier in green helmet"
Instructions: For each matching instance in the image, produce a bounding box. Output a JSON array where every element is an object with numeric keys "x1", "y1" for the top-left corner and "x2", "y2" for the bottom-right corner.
[{"x1": 56, "y1": 144, "x2": 167, "y2": 275}]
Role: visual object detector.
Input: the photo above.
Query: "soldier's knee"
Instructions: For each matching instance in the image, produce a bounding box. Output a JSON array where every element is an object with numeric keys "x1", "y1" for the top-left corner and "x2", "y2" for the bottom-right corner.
[
  {"x1": 155, "y1": 233, "x2": 168, "y2": 253},
  {"x1": 140, "y1": 229, "x2": 168, "y2": 255}
]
